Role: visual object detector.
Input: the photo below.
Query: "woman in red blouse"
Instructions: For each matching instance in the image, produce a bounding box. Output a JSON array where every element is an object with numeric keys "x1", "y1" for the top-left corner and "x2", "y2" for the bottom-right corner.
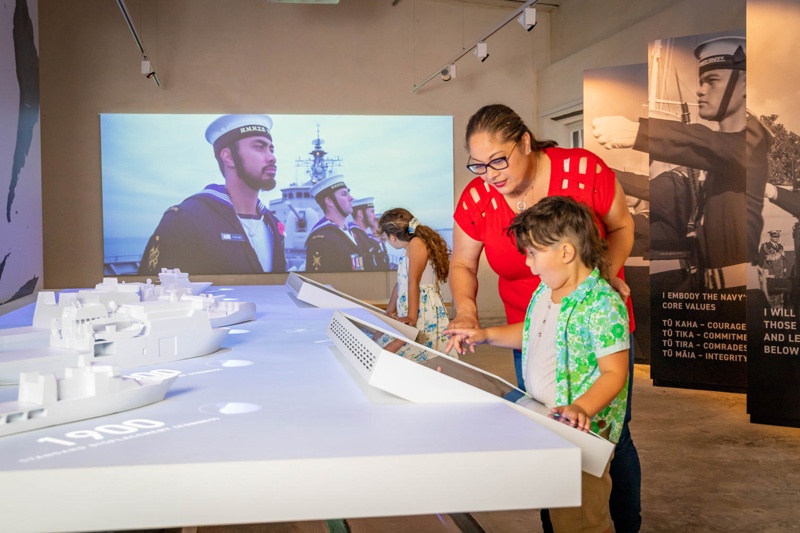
[
  {"x1": 449, "y1": 104, "x2": 641, "y2": 532},
  {"x1": 450, "y1": 104, "x2": 634, "y2": 337}
]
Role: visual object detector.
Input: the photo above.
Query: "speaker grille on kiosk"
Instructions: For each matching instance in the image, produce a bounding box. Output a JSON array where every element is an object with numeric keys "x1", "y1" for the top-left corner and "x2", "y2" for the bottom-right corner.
[{"x1": 329, "y1": 314, "x2": 376, "y2": 372}]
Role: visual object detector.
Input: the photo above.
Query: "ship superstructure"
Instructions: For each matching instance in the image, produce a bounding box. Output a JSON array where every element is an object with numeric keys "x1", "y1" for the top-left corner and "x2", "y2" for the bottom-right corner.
[
  {"x1": 269, "y1": 127, "x2": 343, "y2": 270},
  {"x1": 0, "y1": 295, "x2": 230, "y2": 384}
]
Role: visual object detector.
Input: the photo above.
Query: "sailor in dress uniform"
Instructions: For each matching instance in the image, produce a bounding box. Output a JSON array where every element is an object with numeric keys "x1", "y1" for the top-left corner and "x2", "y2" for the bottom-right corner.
[
  {"x1": 594, "y1": 36, "x2": 761, "y2": 290},
  {"x1": 138, "y1": 114, "x2": 286, "y2": 275},
  {"x1": 350, "y1": 197, "x2": 390, "y2": 271},
  {"x1": 759, "y1": 230, "x2": 787, "y2": 276},
  {"x1": 305, "y1": 175, "x2": 371, "y2": 272}
]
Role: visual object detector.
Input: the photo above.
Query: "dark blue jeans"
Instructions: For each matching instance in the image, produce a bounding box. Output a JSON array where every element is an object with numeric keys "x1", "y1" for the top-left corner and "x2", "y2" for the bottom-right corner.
[
  {"x1": 518, "y1": 339, "x2": 642, "y2": 533},
  {"x1": 513, "y1": 348, "x2": 526, "y2": 392},
  {"x1": 608, "y1": 338, "x2": 642, "y2": 532}
]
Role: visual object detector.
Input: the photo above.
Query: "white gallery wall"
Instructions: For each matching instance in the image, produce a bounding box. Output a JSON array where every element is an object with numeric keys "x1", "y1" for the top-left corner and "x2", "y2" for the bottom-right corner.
[
  {"x1": 36, "y1": 0, "x2": 751, "y2": 322},
  {"x1": 39, "y1": 0, "x2": 545, "y2": 321}
]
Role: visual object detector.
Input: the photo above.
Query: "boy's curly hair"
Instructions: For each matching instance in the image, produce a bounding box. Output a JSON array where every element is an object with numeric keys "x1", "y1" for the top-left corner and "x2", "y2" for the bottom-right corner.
[{"x1": 506, "y1": 195, "x2": 610, "y2": 281}]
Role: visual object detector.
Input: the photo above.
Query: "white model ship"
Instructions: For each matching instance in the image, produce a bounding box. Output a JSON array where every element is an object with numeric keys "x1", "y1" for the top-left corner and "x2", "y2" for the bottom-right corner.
[
  {"x1": 156, "y1": 268, "x2": 212, "y2": 296},
  {"x1": 30, "y1": 274, "x2": 252, "y2": 332},
  {"x1": 0, "y1": 270, "x2": 252, "y2": 384},
  {"x1": 1, "y1": 281, "x2": 155, "y2": 352},
  {"x1": 0, "y1": 356, "x2": 176, "y2": 437},
  {"x1": 176, "y1": 293, "x2": 257, "y2": 328},
  {"x1": 32, "y1": 278, "x2": 151, "y2": 330},
  {"x1": 0, "y1": 297, "x2": 229, "y2": 385}
]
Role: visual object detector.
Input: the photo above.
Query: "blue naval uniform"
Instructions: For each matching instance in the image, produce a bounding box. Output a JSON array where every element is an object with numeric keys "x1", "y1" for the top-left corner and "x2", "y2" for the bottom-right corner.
[
  {"x1": 347, "y1": 223, "x2": 390, "y2": 271},
  {"x1": 138, "y1": 184, "x2": 286, "y2": 275},
  {"x1": 305, "y1": 218, "x2": 371, "y2": 273},
  {"x1": 370, "y1": 234, "x2": 391, "y2": 270}
]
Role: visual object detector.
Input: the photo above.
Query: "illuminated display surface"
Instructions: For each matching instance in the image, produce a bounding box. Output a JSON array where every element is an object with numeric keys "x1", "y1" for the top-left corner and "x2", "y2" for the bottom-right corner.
[
  {"x1": 0, "y1": 285, "x2": 580, "y2": 533},
  {"x1": 328, "y1": 311, "x2": 614, "y2": 477}
]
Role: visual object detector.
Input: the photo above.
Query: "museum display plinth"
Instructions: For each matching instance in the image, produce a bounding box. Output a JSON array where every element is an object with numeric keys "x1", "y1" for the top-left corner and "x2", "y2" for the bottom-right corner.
[{"x1": 0, "y1": 285, "x2": 583, "y2": 533}]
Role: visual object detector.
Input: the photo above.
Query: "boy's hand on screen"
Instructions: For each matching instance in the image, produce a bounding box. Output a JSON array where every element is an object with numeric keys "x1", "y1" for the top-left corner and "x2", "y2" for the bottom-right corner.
[
  {"x1": 550, "y1": 404, "x2": 592, "y2": 432},
  {"x1": 444, "y1": 332, "x2": 467, "y2": 354},
  {"x1": 443, "y1": 328, "x2": 485, "y2": 355}
]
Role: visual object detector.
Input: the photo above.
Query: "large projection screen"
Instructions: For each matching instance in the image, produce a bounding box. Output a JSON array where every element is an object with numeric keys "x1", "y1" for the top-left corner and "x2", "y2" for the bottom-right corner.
[{"x1": 100, "y1": 114, "x2": 454, "y2": 276}]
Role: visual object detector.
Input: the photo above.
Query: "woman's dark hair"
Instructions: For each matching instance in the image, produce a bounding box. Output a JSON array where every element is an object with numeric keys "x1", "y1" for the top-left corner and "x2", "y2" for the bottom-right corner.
[
  {"x1": 465, "y1": 103, "x2": 558, "y2": 151},
  {"x1": 378, "y1": 208, "x2": 450, "y2": 282},
  {"x1": 506, "y1": 196, "x2": 610, "y2": 281}
]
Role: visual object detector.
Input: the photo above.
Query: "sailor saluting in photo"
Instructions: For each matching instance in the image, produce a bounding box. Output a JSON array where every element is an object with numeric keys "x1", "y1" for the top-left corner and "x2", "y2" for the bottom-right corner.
[
  {"x1": 138, "y1": 114, "x2": 286, "y2": 275},
  {"x1": 592, "y1": 36, "x2": 770, "y2": 290},
  {"x1": 305, "y1": 175, "x2": 372, "y2": 272}
]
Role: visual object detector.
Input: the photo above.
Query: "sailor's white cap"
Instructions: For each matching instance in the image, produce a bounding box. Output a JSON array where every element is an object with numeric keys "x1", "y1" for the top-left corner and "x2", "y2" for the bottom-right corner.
[
  {"x1": 694, "y1": 36, "x2": 746, "y2": 75},
  {"x1": 309, "y1": 175, "x2": 348, "y2": 199},
  {"x1": 352, "y1": 197, "x2": 375, "y2": 210},
  {"x1": 205, "y1": 114, "x2": 273, "y2": 155}
]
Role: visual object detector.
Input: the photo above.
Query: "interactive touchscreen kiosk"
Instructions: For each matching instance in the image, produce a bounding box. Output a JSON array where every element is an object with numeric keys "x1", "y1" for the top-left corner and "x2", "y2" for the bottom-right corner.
[
  {"x1": 327, "y1": 310, "x2": 615, "y2": 477},
  {"x1": 286, "y1": 272, "x2": 418, "y2": 340}
]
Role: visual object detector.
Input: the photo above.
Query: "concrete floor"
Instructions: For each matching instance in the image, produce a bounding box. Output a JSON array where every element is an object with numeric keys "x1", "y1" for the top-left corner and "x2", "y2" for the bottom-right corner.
[{"x1": 132, "y1": 345, "x2": 800, "y2": 533}]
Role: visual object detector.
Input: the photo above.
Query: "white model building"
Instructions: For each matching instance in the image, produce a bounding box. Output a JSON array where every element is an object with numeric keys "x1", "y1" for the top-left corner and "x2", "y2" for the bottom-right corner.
[{"x1": 0, "y1": 355, "x2": 176, "y2": 437}]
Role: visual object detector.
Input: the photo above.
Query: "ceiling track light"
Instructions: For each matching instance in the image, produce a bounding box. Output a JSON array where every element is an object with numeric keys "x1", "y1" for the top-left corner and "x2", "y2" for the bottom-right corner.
[
  {"x1": 412, "y1": 0, "x2": 540, "y2": 93},
  {"x1": 440, "y1": 64, "x2": 456, "y2": 82},
  {"x1": 517, "y1": 7, "x2": 537, "y2": 31},
  {"x1": 117, "y1": 0, "x2": 161, "y2": 87},
  {"x1": 473, "y1": 42, "x2": 489, "y2": 62}
]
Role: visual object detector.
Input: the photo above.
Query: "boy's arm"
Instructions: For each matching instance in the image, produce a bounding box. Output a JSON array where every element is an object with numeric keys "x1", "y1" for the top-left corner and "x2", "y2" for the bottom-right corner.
[
  {"x1": 551, "y1": 350, "x2": 628, "y2": 432},
  {"x1": 444, "y1": 323, "x2": 524, "y2": 355}
]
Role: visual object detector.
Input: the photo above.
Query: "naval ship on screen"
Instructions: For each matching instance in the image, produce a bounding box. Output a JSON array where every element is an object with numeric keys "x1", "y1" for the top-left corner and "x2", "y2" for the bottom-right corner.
[{"x1": 269, "y1": 128, "x2": 343, "y2": 271}]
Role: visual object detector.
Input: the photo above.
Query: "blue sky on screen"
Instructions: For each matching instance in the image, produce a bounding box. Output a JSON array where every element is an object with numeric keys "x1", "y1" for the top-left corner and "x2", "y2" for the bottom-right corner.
[{"x1": 101, "y1": 114, "x2": 454, "y2": 249}]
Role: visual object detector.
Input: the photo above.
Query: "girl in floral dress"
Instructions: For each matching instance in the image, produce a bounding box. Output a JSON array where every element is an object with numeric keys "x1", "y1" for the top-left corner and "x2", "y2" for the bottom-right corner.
[{"x1": 378, "y1": 208, "x2": 454, "y2": 357}]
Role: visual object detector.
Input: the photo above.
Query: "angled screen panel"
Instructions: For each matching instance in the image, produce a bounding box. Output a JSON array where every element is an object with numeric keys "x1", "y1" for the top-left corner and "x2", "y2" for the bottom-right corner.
[
  {"x1": 286, "y1": 272, "x2": 418, "y2": 340},
  {"x1": 327, "y1": 311, "x2": 615, "y2": 477}
]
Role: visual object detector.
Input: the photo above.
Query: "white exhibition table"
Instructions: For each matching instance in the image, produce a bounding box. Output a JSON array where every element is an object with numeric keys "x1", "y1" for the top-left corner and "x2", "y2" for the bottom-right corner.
[{"x1": 0, "y1": 285, "x2": 581, "y2": 533}]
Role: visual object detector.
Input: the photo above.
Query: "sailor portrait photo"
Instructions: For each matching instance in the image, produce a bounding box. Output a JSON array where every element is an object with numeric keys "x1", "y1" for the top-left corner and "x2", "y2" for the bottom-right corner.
[
  {"x1": 592, "y1": 31, "x2": 754, "y2": 295},
  {"x1": 100, "y1": 114, "x2": 454, "y2": 276}
]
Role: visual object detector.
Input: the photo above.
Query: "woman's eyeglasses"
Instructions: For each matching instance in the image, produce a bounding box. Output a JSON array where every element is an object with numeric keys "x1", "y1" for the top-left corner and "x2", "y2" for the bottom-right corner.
[{"x1": 466, "y1": 140, "x2": 517, "y2": 175}]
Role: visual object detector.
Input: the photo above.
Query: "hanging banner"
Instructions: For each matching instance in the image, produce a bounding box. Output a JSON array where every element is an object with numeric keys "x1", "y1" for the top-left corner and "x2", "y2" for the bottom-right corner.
[
  {"x1": 746, "y1": 0, "x2": 800, "y2": 427},
  {"x1": 647, "y1": 30, "x2": 749, "y2": 391},
  {"x1": 591, "y1": 29, "x2": 747, "y2": 391}
]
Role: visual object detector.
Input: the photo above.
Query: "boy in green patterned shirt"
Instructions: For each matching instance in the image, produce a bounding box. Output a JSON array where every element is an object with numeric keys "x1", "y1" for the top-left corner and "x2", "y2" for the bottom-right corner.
[{"x1": 445, "y1": 195, "x2": 629, "y2": 533}]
